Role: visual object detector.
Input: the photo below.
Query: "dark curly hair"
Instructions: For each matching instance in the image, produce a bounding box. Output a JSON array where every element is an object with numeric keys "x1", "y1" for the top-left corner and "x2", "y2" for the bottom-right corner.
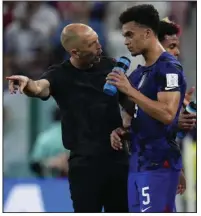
[
  {"x1": 158, "y1": 20, "x2": 181, "y2": 42},
  {"x1": 119, "y1": 4, "x2": 160, "y2": 35}
]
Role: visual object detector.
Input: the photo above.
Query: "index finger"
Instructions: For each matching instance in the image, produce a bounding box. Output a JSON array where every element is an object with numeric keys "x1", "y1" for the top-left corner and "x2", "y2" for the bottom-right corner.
[
  {"x1": 6, "y1": 76, "x2": 20, "y2": 81},
  {"x1": 108, "y1": 72, "x2": 121, "y2": 77},
  {"x1": 112, "y1": 70, "x2": 125, "y2": 75}
]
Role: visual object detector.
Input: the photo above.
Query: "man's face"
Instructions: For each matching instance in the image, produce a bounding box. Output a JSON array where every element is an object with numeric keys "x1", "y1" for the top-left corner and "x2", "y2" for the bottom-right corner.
[
  {"x1": 161, "y1": 34, "x2": 180, "y2": 59},
  {"x1": 76, "y1": 31, "x2": 102, "y2": 64},
  {"x1": 122, "y1": 21, "x2": 150, "y2": 56}
]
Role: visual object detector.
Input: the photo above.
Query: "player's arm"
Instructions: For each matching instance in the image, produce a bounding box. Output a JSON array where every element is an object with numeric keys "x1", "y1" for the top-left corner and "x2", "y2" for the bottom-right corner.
[
  {"x1": 107, "y1": 63, "x2": 184, "y2": 125},
  {"x1": 118, "y1": 91, "x2": 135, "y2": 116},
  {"x1": 121, "y1": 109, "x2": 132, "y2": 128},
  {"x1": 111, "y1": 57, "x2": 134, "y2": 127},
  {"x1": 183, "y1": 86, "x2": 195, "y2": 107},
  {"x1": 118, "y1": 89, "x2": 134, "y2": 128},
  {"x1": 178, "y1": 87, "x2": 196, "y2": 130},
  {"x1": 118, "y1": 71, "x2": 137, "y2": 127},
  {"x1": 124, "y1": 87, "x2": 180, "y2": 125}
]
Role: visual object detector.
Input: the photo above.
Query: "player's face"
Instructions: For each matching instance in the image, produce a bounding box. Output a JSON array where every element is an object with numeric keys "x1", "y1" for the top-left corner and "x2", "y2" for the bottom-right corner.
[
  {"x1": 77, "y1": 31, "x2": 102, "y2": 64},
  {"x1": 122, "y1": 21, "x2": 149, "y2": 56},
  {"x1": 161, "y1": 34, "x2": 180, "y2": 59}
]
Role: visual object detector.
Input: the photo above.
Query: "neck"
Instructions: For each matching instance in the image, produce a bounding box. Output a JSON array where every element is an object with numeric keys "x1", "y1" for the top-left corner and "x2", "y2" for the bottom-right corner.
[
  {"x1": 70, "y1": 57, "x2": 93, "y2": 70},
  {"x1": 143, "y1": 39, "x2": 165, "y2": 67}
]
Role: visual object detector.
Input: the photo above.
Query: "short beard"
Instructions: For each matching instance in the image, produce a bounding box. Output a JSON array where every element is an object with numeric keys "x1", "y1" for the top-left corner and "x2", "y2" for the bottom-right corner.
[{"x1": 78, "y1": 51, "x2": 99, "y2": 63}]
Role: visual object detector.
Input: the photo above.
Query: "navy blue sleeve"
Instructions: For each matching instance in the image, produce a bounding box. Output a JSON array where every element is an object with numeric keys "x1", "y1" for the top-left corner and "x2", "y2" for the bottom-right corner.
[
  {"x1": 128, "y1": 71, "x2": 134, "y2": 82},
  {"x1": 156, "y1": 61, "x2": 184, "y2": 93},
  {"x1": 128, "y1": 66, "x2": 141, "y2": 88}
]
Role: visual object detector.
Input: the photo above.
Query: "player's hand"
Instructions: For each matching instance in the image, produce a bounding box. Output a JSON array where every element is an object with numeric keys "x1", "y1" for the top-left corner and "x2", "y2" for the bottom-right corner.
[
  {"x1": 106, "y1": 71, "x2": 133, "y2": 95},
  {"x1": 6, "y1": 75, "x2": 29, "y2": 94},
  {"x1": 183, "y1": 86, "x2": 195, "y2": 106},
  {"x1": 110, "y1": 127, "x2": 126, "y2": 150},
  {"x1": 178, "y1": 112, "x2": 196, "y2": 130},
  {"x1": 177, "y1": 170, "x2": 186, "y2": 195}
]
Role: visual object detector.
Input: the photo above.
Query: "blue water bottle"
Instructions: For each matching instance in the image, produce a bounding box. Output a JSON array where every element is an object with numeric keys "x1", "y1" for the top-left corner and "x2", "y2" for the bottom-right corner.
[
  {"x1": 177, "y1": 101, "x2": 196, "y2": 140},
  {"x1": 103, "y1": 56, "x2": 131, "y2": 96}
]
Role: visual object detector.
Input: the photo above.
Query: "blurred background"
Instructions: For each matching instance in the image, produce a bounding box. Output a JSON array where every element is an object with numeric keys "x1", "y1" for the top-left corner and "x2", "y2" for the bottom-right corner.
[{"x1": 3, "y1": 1, "x2": 197, "y2": 213}]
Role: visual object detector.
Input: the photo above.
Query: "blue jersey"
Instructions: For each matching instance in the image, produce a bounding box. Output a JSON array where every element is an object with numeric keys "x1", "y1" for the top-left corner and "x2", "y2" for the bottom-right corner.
[{"x1": 128, "y1": 52, "x2": 186, "y2": 172}]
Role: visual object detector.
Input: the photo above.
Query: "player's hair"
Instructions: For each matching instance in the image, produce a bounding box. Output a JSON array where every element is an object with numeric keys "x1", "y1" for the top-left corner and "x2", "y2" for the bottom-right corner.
[
  {"x1": 158, "y1": 20, "x2": 181, "y2": 42},
  {"x1": 119, "y1": 4, "x2": 160, "y2": 35}
]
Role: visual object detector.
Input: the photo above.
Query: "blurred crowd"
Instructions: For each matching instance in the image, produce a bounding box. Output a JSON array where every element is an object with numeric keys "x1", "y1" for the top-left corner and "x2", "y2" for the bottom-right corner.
[
  {"x1": 3, "y1": 1, "x2": 197, "y2": 88},
  {"x1": 3, "y1": 1, "x2": 197, "y2": 212}
]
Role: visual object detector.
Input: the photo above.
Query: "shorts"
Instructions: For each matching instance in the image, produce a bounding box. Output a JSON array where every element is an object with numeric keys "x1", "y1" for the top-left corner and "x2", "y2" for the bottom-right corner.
[{"x1": 128, "y1": 169, "x2": 180, "y2": 212}]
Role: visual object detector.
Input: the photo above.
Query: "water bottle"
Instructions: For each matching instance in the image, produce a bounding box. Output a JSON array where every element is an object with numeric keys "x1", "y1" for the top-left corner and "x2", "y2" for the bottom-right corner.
[
  {"x1": 177, "y1": 101, "x2": 196, "y2": 140},
  {"x1": 103, "y1": 56, "x2": 131, "y2": 96}
]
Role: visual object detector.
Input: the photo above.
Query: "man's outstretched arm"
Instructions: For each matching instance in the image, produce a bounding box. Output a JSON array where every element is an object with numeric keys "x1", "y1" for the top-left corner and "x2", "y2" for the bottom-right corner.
[{"x1": 6, "y1": 75, "x2": 50, "y2": 98}]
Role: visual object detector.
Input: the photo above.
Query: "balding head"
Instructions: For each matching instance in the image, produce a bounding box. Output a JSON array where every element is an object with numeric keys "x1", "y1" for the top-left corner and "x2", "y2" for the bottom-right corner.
[
  {"x1": 60, "y1": 23, "x2": 94, "y2": 52},
  {"x1": 60, "y1": 23, "x2": 102, "y2": 66}
]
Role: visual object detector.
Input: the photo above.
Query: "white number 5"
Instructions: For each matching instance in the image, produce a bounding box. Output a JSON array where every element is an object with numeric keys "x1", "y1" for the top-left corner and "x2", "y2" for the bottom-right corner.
[
  {"x1": 142, "y1": 186, "x2": 150, "y2": 205},
  {"x1": 134, "y1": 104, "x2": 138, "y2": 118}
]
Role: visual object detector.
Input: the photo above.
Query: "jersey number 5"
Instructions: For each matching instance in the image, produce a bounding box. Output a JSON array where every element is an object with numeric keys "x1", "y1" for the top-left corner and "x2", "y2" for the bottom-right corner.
[
  {"x1": 134, "y1": 104, "x2": 138, "y2": 118},
  {"x1": 142, "y1": 186, "x2": 150, "y2": 205}
]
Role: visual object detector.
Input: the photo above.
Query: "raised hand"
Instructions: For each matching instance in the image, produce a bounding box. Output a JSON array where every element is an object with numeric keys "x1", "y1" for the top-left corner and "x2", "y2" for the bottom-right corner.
[
  {"x1": 183, "y1": 86, "x2": 195, "y2": 106},
  {"x1": 178, "y1": 113, "x2": 196, "y2": 131},
  {"x1": 6, "y1": 75, "x2": 29, "y2": 94},
  {"x1": 106, "y1": 71, "x2": 133, "y2": 95}
]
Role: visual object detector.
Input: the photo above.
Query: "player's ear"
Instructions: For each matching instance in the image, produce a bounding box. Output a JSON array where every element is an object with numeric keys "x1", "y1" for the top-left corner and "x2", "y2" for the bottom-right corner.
[
  {"x1": 71, "y1": 49, "x2": 80, "y2": 59},
  {"x1": 145, "y1": 28, "x2": 151, "y2": 39}
]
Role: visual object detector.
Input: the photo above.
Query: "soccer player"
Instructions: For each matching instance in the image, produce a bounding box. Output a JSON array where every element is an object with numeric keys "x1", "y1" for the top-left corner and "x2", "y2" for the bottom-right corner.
[
  {"x1": 158, "y1": 17, "x2": 196, "y2": 110},
  {"x1": 120, "y1": 18, "x2": 195, "y2": 130},
  {"x1": 158, "y1": 17, "x2": 181, "y2": 59},
  {"x1": 120, "y1": 18, "x2": 195, "y2": 133},
  {"x1": 107, "y1": 5, "x2": 187, "y2": 212},
  {"x1": 113, "y1": 17, "x2": 196, "y2": 198},
  {"x1": 158, "y1": 18, "x2": 196, "y2": 196},
  {"x1": 6, "y1": 23, "x2": 129, "y2": 213}
]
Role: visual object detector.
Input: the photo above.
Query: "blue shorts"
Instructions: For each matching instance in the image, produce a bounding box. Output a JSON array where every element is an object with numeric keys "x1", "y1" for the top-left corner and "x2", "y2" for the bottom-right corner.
[{"x1": 128, "y1": 169, "x2": 180, "y2": 212}]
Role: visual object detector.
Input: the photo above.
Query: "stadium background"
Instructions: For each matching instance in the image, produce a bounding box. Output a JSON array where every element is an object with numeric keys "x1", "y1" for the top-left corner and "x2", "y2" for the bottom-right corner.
[{"x1": 3, "y1": 1, "x2": 197, "y2": 212}]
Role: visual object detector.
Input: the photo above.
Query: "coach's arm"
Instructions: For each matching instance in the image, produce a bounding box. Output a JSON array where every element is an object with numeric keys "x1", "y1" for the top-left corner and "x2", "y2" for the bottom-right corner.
[
  {"x1": 6, "y1": 75, "x2": 50, "y2": 98},
  {"x1": 6, "y1": 65, "x2": 59, "y2": 99}
]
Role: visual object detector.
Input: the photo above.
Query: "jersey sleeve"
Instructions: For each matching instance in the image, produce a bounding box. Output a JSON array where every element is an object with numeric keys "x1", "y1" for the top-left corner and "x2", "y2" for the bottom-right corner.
[
  {"x1": 39, "y1": 65, "x2": 59, "y2": 99},
  {"x1": 156, "y1": 61, "x2": 184, "y2": 92},
  {"x1": 128, "y1": 66, "x2": 141, "y2": 87}
]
